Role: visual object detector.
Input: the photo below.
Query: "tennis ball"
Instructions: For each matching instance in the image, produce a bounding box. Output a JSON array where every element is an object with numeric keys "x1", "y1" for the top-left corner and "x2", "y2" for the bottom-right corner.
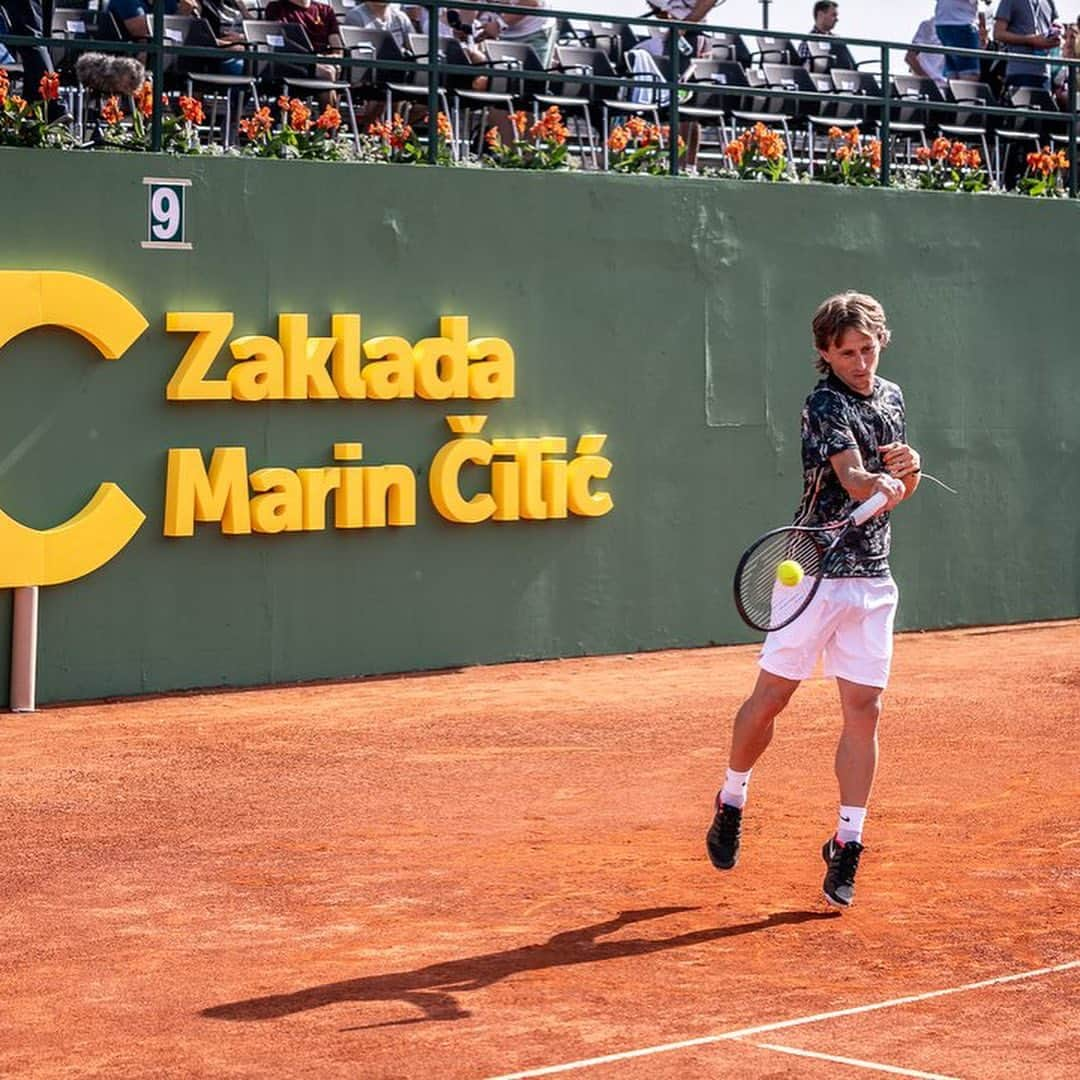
[{"x1": 776, "y1": 559, "x2": 804, "y2": 587}]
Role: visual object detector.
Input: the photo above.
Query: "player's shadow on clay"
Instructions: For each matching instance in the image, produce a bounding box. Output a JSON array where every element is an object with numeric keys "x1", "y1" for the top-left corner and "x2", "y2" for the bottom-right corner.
[{"x1": 201, "y1": 907, "x2": 838, "y2": 1029}]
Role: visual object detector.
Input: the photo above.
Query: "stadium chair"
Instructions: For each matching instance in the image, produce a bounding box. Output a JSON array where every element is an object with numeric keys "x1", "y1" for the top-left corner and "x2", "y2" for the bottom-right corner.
[
  {"x1": 706, "y1": 31, "x2": 754, "y2": 68},
  {"x1": 996, "y1": 86, "x2": 1061, "y2": 187},
  {"x1": 759, "y1": 62, "x2": 818, "y2": 167},
  {"x1": 680, "y1": 58, "x2": 742, "y2": 153},
  {"x1": 752, "y1": 35, "x2": 800, "y2": 66},
  {"x1": 377, "y1": 32, "x2": 453, "y2": 150},
  {"x1": 548, "y1": 43, "x2": 632, "y2": 168},
  {"x1": 941, "y1": 78, "x2": 995, "y2": 182},
  {"x1": 891, "y1": 73, "x2": 945, "y2": 137}
]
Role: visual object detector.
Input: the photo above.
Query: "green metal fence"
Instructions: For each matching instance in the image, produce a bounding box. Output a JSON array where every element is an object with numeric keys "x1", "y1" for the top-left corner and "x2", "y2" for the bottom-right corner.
[{"x1": 2, "y1": 2, "x2": 1078, "y2": 187}]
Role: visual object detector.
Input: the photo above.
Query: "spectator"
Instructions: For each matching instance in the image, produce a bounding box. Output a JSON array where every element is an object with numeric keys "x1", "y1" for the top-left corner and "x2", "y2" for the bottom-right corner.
[
  {"x1": 935, "y1": 1, "x2": 981, "y2": 79},
  {"x1": 993, "y1": 0, "x2": 1061, "y2": 90},
  {"x1": 6, "y1": 0, "x2": 56, "y2": 104},
  {"x1": 344, "y1": 2, "x2": 414, "y2": 51},
  {"x1": 476, "y1": 2, "x2": 556, "y2": 67},
  {"x1": 798, "y1": 1, "x2": 839, "y2": 62},
  {"x1": 108, "y1": 0, "x2": 203, "y2": 41},
  {"x1": 645, "y1": 0, "x2": 720, "y2": 59},
  {"x1": 907, "y1": 13, "x2": 948, "y2": 88},
  {"x1": 1053, "y1": 20, "x2": 1080, "y2": 105},
  {"x1": 264, "y1": 0, "x2": 345, "y2": 89},
  {"x1": 107, "y1": 0, "x2": 248, "y2": 75}
]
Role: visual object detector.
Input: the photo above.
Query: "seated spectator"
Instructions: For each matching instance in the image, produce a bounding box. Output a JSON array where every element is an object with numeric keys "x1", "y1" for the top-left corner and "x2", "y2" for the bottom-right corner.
[
  {"x1": 935, "y1": 1, "x2": 981, "y2": 80},
  {"x1": 475, "y1": 1, "x2": 556, "y2": 67},
  {"x1": 907, "y1": 12, "x2": 948, "y2": 88},
  {"x1": 798, "y1": 1, "x2": 838, "y2": 63},
  {"x1": 108, "y1": 0, "x2": 204, "y2": 40},
  {"x1": 107, "y1": 0, "x2": 247, "y2": 74},
  {"x1": 264, "y1": 0, "x2": 345, "y2": 87},
  {"x1": 344, "y1": 2, "x2": 414, "y2": 51},
  {"x1": 993, "y1": 0, "x2": 1061, "y2": 90}
]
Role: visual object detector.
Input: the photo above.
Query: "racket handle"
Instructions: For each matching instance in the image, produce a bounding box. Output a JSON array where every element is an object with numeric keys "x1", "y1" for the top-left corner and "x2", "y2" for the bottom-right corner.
[{"x1": 850, "y1": 491, "x2": 888, "y2": 526}]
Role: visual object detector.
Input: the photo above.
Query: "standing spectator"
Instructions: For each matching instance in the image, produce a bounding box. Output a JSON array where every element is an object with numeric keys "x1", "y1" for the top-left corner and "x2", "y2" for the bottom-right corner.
[
  {"x1": 935, "y1": 1, "x2": 981, "y2": 79},
  {"x1": 798, "y1": 1, "x2": 839, "y2": 62},
  {"x1": 907, "y1": 12, "x2": 948, "y2": 87},
  {"x1": 6, "y1": 0, "x2": 55, "y2": 104},
  {"x1": 645, "y1": 0, "x2": 720, "y2": 59},
  {"x1": 993, "y1": 0, "x2": 1061, "y2": 90}
]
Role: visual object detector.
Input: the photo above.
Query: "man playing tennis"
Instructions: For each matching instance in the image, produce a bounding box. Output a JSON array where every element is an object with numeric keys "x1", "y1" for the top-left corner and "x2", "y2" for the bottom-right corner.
[{"x1": 707, "y1": 292, "x2": 921, "y2": 907}]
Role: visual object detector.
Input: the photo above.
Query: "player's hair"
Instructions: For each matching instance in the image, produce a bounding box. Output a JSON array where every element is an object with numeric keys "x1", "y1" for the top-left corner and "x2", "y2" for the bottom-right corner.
[
  {"x1": 811, "y1": 291, "x2": 891, "y2": 374},
  {"x1": 814, "y1": 1, "x2": 838, "y2": 17}
]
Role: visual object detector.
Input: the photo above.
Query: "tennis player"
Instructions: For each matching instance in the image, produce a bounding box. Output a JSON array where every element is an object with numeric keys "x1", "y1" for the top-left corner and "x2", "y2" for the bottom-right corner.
[{"x1": 707, "y1": 292, "x2": 921, "y2": 907}]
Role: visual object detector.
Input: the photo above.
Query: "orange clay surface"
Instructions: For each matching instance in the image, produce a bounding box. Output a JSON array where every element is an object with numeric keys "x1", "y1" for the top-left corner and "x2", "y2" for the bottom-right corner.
[{"x1": 2, "y1": 621, "x2": 1078, "y2": 1079}]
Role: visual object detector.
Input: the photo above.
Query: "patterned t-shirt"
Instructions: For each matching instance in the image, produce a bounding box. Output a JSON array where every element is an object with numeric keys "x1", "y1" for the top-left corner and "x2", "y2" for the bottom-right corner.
[{"x1": 795, "y1": 372, "x2": 907, "y2": 578}]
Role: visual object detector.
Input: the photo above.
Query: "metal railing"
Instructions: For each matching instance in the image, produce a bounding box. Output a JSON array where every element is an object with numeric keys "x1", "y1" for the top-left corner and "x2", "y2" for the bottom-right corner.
[{"x1": 2, "y1": 2, "x2": 1078, "y2": 194}]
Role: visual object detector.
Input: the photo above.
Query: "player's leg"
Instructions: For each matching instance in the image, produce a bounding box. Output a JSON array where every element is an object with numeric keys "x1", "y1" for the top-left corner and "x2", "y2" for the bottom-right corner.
[
  {"x1": 819, "y1": 578, "x2": 898, "y2": 906},
  {"x1": 706, "y1": 669, "x2": 801, "y2": 870}
]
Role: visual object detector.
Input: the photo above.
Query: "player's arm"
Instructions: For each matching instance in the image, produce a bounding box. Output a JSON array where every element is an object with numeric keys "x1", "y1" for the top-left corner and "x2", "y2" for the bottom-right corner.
[
  {"x1": 829, "y1": 447, "x2": 906, "y2": 509},
  {"x1": 878, "y1": 441, "x2": 921, "y2": 499}
]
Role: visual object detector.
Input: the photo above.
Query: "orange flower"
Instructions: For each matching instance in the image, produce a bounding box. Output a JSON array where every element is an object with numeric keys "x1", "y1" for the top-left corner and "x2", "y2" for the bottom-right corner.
[
  {"x1": 608, "y1": 125, "x2": 629, "y2": 153},
  {"x1": 178, "y1": 96, "x2": 204, "y2": 125},
  {"x1": 278, "y1": 95, "x2": 290, "y2": 110},
  {"x1": 725, "y1": 139, "x2": 745, "y2": 165},
  {"x1": 437, "y1": 111, "x2": 452, "y2": 140},
  {"x1": 1055, "y1": 149, "x2": 1069, "y2": 170},
  {"x1": 827, "y1": 125, "x2": 843, "y2": 140},
  {"x1": 914, "y1": 145, "x2": 932, "y2": 164},
  {"x1": 834, "y1": 145, "x2": 851, "y2": 162},
  {"x1": 625, "y1": 115, "x2": 647, "y2": 140},
  {"x1": 948, "y1": 141, "x2": 967, "y2": 168},
  {"x1": 869, "y1": 138, "x2": 882, "y2": 170},
  {"x1": 39, "y1": 71, "x2": 60, "y2": 102},
  {"x1": 239, "y1": 106, "x2": 273, "y2": 140},
  {"x1": 288, "y1": 99, "x2": 311, "y2": 132},
  {"x1": 512, "y1": 110, "x2": 529, "y2": 137},
  {"x1": 486, "y1": 126, "x2": 501, "y2": 148},
  {"x1": 9, "y1": 94, "x2": 27, "y2": 114},
  {"x1": 530, "y1": 105, "x2": 568, "y2": 145},
  {"x1": 845, "y1": 126, "x2": 862, "y2": 146},
  {"x1": 315, "y1": 105, "x2": 341, "y2": 132},
  {"x1": 930, "y1": 136, "x2": 950, "y2": 161},
  {"x1": 134, "y1": 80, "x2": 154, "y2": 118},
  {"x1": 964, "y1": 148, "x2": 982, "y2": 169},
  {"x1": 100, "y1": 96, "x2": 124, "y2": 125},
  {"x1": 0, "y1": 67, "x2": 9, "y2": 108}
]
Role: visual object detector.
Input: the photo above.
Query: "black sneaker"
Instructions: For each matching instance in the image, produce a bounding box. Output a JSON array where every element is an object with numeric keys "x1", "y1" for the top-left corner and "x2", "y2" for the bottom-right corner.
[
  {"x1": 706, "y1": 799, "x2": 742, "y2": 870},
  {"x1": 821, "y1": 836, "x2": 864, "y2": 908}
]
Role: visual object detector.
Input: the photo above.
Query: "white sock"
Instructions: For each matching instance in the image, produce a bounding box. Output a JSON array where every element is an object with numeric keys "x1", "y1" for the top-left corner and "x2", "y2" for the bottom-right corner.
[
  {"x1": 720, "y1": 767, "x2": 752, "y2": 809},
  {"x1": 837, "y1": 804, "x2": 867, "y2": 845}
]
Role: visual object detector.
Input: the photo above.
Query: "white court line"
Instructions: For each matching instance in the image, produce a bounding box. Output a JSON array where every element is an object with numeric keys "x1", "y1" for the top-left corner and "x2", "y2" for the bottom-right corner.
[
  {"x1": 484, "y1": 960, "x2": 1079, "y2": 1080},
  {"x1": 749, "y1": 1041, "x2": 960, "y2": 1080}
]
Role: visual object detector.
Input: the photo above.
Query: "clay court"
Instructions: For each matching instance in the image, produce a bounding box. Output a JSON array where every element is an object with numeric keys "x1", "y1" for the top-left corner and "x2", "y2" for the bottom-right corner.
[{"x1": 2, "y1": 621, "x2": 1078, "y2": 1078}]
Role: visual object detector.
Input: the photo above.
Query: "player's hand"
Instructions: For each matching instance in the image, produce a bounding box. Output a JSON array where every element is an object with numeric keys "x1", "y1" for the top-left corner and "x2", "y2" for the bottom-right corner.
[
  {"x1": 879, "y1": 442, "x2": 921, "y2": 479},
  {"x1": 871, "y1": 472, "x2": 906, "y2": 511}
]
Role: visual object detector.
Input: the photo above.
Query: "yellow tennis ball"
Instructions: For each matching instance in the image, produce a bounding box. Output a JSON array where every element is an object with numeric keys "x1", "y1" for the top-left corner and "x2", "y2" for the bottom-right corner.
[{"x1": 776, "y1": 559, "x2": 804, "y2": 587}]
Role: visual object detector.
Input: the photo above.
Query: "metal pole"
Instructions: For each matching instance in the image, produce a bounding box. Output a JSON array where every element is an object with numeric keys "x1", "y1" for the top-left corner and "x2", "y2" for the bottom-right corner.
[
  {"x1": 880, "y1": 45, "x2": 891, "y2": 188},
  {"x1": 10, "y1": 587, "x2": 39, "y2": 713},
  {"x1": 1069, "y1": 62, "x2": 1077, "y2": 198},
  {"x1": 668, "y1": 24, "x2": 680, "y2": 176},
  {"x1": 427, "y1": 1, "x2": 440, "y2": 164},
  {"x1": 151, "y1": 0, "x2": 165, "y2": 151},
  {"x1": 760, "y1": 0, "x2": 770, "y2": 31}
]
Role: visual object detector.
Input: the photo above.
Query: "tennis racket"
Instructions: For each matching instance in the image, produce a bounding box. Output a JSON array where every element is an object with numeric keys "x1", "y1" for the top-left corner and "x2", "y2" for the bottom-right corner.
[{"x1": 733, "y1": 491, "x2": 889, "y2": 633}]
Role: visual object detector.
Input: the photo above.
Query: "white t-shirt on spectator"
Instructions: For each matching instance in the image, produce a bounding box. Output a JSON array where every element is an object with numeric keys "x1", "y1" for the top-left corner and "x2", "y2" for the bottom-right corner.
[
  {"x1": 912, "y1": 18, "x2": 948, "y2": 86},
  {"x1": 935, "y1": 1, "x2": 979, "y2": 25}
]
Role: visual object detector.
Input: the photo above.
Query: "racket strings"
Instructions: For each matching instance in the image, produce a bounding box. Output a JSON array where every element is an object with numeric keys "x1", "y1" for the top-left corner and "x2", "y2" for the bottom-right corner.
[{"x1": 736, "y1": 530, "x2": 824, "y2": 632}]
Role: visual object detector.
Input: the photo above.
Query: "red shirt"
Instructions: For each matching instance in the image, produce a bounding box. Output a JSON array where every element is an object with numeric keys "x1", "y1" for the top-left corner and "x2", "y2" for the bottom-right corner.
[{"x1": 264, "y1": 0, "x2": 341, "y2": 54}]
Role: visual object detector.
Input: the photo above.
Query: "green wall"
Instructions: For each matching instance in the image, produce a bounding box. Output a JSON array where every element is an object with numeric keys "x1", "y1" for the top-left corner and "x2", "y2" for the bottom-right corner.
[{"x1": 1, "y1": 149, "x2": 1077, "y2": 705}]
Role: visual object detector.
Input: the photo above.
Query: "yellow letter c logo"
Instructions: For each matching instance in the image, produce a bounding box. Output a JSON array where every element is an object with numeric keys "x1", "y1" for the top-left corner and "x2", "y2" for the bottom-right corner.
[{"x1": 0, "y1": 272, "x2": 148, "y2": 587}]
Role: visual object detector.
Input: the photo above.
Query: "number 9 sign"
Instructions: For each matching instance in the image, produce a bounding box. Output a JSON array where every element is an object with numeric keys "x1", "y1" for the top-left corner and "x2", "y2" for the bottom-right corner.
[{"x1": 142, "y1": 178, "x2": 192, "y2": 250}]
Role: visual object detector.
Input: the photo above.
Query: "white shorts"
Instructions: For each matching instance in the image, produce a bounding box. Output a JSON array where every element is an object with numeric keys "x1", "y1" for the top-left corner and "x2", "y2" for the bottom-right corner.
[{"x1": 758, "y1": 576, "x2": 899, "y2": 689}]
